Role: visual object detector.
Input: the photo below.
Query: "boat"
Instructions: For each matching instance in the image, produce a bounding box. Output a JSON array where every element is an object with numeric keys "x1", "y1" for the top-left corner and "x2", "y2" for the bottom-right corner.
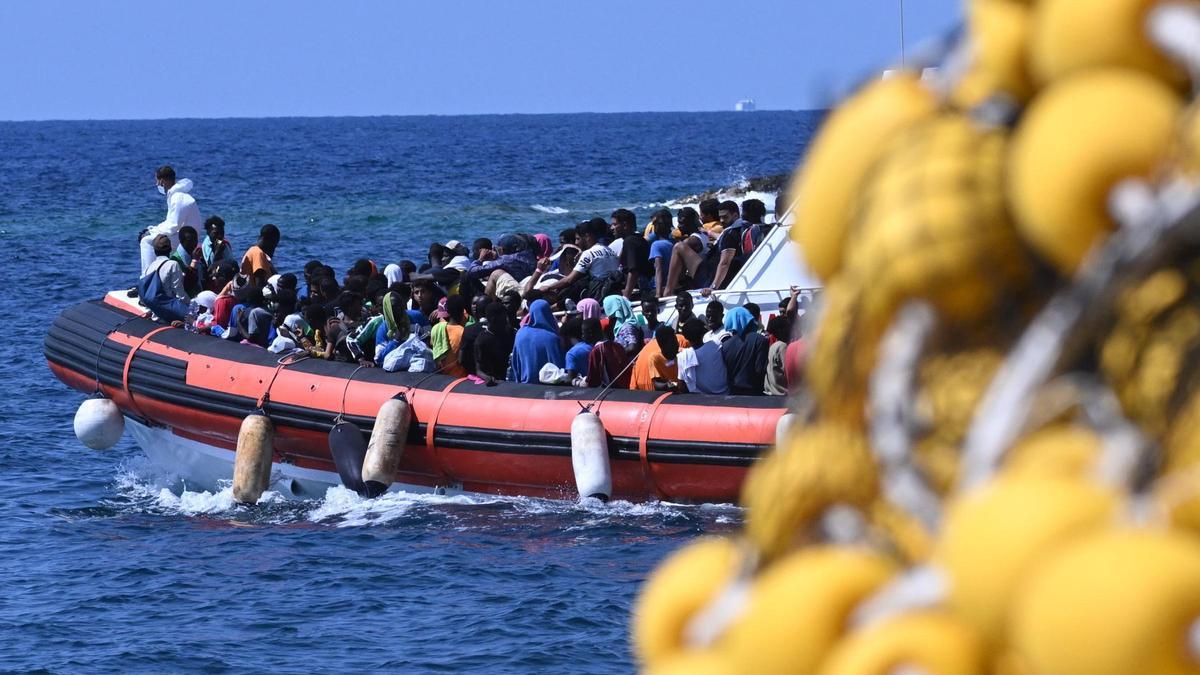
[{"x1": 46, "y1": 214, "x2": 813, "y2": 503}]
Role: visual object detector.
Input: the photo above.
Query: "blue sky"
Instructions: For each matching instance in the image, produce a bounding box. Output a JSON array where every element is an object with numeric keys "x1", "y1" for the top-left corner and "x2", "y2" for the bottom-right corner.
[{"x1": 0, "y1": 1, "x2": 961, "y2": 120}]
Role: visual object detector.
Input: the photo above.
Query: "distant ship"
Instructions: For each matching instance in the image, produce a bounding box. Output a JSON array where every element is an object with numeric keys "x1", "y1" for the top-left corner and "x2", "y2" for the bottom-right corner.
[{"x1": 734, "y1": 99, "x2": 756, "y2": 112}]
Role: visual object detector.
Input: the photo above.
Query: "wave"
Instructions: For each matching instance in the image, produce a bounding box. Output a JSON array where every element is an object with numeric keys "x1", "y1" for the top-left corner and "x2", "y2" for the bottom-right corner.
[
  {"x1": 89, "y1": 464, "x2": 744, "y2": 530},
  {"x1": 530, "y1": 204, "x2": 570, "y2": 215}
]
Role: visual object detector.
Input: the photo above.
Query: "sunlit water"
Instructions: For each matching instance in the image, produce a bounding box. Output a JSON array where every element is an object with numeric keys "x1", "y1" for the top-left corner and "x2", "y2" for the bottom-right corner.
[{"x1": 0, "y1": 111, "x2": 818, "y2": 672}]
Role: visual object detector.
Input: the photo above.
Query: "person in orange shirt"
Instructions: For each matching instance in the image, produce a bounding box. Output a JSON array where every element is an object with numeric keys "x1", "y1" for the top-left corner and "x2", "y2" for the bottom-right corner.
[
  {"x1": 630, "y1": 325, "x2": 688, "y2": 392},
  {"x1": 240, "y1": 224, "x2": 280, "y2": 287}
]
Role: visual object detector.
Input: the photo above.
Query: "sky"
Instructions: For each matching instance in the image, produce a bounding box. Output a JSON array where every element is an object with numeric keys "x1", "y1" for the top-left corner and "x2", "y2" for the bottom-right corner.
[{"x1": 0, "y1": 0, "x2": 961, "y2": 121}]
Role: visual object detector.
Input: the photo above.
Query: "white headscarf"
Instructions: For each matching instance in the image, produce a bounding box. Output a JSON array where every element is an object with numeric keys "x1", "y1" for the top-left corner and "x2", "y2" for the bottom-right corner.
[{"x1": 384, "y1": 264, "x2": 404, "y2": 285}]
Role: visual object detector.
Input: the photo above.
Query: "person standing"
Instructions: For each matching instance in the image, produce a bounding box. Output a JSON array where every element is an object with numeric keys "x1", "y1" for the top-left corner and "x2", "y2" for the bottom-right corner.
[{"x1": 141, "y1": 165, "x2": 201, "y2": 274}]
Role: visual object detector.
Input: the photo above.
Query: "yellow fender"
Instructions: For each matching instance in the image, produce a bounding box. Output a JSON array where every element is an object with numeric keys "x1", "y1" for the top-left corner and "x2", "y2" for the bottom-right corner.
[
  {"x1": 1008, "y1": 69, "x2": 1182, "y2": 275},
  {"x1": 819, "y1": 610, "x2": 987, "y2": 675},
  {"x1": 1009, "y1": 528, "x2": 1200, "y2": 675},
  {"x1": 954, "y1": 0, "x2": 1036, "y2": 107},
  {"x1": 788, "y1": 73, "x2": 937, "y2": 281}
]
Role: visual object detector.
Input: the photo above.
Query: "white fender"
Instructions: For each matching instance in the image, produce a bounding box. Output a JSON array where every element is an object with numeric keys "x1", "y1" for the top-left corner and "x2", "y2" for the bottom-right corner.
[
  {"x1": 571, "y1": 410, "x2": 612, "y2": 502},
  {"x1": 775, "y1": 412, "x2": 796, "y2": 450},
  {"x1": 73, "y1": 396, "x2": 125, "y2": 450},
  {"x1": 233, "y1": 413, "x2": 274, "y2": 504},
  {"x1": 362, "y1": 395, "x2": 412, "y2": 497}
]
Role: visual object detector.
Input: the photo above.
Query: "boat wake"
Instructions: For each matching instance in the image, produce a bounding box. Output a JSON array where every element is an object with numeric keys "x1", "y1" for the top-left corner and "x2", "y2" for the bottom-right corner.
[
  {"x1": 529, "y1": 203, "x2": 570, "y2": 215},
  {"x1": 89, "y1": 461, "x2": 744, "y2": 531}
]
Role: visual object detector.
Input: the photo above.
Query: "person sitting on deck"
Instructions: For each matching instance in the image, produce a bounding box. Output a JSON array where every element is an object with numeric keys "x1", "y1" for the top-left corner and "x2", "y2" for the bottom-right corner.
[
  {"x1": 139, "y1": 234, "x2": 190, "y2": 322},
  {"x1": 140, "y1": 165, "x2": 201, "y2": 274},
  {"x1": 170, "y1": 225, "x2": 204, "y2": 297},
  {"x1": 672, "y1": 291, "x2": 697, "y2": 330},
  {"x1": 561, "y1": 316, "x2": 594, "y2": 383},
  {"x1": 465, "y1": 234, "x2": 537, "y2": 298},
  {"x1": 200, "y1": 216, "x2": 237, "y2": 288},
  {"x1": 612, "y1": 208, "x2": 653, "y2": 300},
  {"x1": 720, "y1": 306, "x2": 769, "y2": 396},
  {"x1": 474, "y1": 301, "x2": 515, "y2": 383},
  {"x1": 677, "y1": 317, "x2": 729, "y2": 395},
  {"x1": 585, "y1": 318, "x2": 634, "y2": 389},
  {"x1": 430, "y1": 294, "x2": 471, "y2": 377},
  {"x1": 649, "y1": 216, "x2": 676, "y2": 298},
  {"x1": 543, "y1": 219, "x2": 621, "y2": 302},
  {"x1": 764, "y1": 314, "x2": 792, "y2": 396},
  {"x1": 703, "y1": 301, "x2": 730, "y2": 344},
  {"x1": 698, "y1": 200, "x2": 752, "y2": 296},
  {"x1": 630, "y1": 325, "x2": 687, "y2": 393},
  {"x1": 602, "y1": 294, "x2": 645, "y2": 356},
  {"x1": 661, "y1": 205, "x2": 711, "y2": 297},
  {"x1": 509, "y1": 299, "x2": 564, "y2": 384},
  {"x1": 240, "y1": 224, "x2": 279, "y2": 287}
]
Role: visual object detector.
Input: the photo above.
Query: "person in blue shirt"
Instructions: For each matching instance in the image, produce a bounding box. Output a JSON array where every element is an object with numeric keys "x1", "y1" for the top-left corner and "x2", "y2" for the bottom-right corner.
[
  {"x1": 649, "y1": 216, "x2": 676, "y2": 298},
  {"x1": 562, "y1": 317, "x2": 596, "y2": 381}
]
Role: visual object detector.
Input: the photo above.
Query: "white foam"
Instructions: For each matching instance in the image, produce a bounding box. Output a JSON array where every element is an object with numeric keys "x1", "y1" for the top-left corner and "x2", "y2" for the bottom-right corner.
[
  {"x1": 530, "y1": 204, "x2": 570, "y2": 215},
  {"x1": 664, "y1": 190, "x2": 779, "y2": 214}
]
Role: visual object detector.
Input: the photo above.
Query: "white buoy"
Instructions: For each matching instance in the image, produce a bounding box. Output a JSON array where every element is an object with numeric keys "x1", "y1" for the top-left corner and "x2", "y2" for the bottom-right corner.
[
  {"x1": 233, "y1": 412, "x2": 274, "y2": 504},
  {"x1": 571, "y1": 410, "x2": 612, "y2": 502},
  {"x1": 362, "y1": 395, "x2": 412, "y2": 497},
  {"x1": 775, "y1": 412, "x2": 796, "y2": 449},
  {"x1": 73, "y1": 396, "x2": 125, "y2": 450}
]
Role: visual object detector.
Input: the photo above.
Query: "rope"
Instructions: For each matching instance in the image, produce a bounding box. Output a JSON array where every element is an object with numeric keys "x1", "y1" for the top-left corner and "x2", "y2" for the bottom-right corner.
[
  {"x1": 92, "y1": 314, "x2": 142, "y2": 395},
  {"x1": 254, "y1": 351, "x2": 309, "y2": 411},
  {"x1": 121, "y1": 326, "x2": 173, "y2": 421},
  {"x1": 579, "y1": 347, "x2": 642, "y2": 413},
  {"x1": 334, "y1": 364, "x2": 369, "y2": 424}
]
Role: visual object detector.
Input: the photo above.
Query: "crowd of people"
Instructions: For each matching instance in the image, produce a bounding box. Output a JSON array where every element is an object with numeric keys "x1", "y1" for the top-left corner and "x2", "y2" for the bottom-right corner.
[{"x1": 135, "y1": 165, "x2": 808, "y2": 396}]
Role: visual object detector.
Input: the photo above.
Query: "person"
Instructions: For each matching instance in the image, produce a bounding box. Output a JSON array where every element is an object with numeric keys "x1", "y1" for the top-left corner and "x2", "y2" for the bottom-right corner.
[
  {"x1": 644, "y1": 208, "x2": 678, "y2": 241},
  {"x1": 373, "y1": 291, "x2": 411, "y2": 365},
  {"x1": 430, "y1": 294, "x2": 470, "y2": 377},
  {"x1": 509, "y1": 299, "x2": 565, "y2": 383},
  {"x1": 661, "y1": 206, "x2": 712, "y2": 296},
  {"x1": 410, "y1": 278, "x2": 443, "y2": 326},
  {"x1": 466, "y1": 233, "x2": 536, "y2": 297},
  {"x1": 549, "y1": 228, "x2": 577, "y2": 268},
  {"x1": 576, "y1": 298, "x2": 602, "y2": 322},
  {"x1": 703, "y1": 301, "x2": 730, "y2": 344},
  {"x1": 720, "y1": 306, "x2": 769, "y2": 395},
  {"x1": 677, "y1": 317, "x2": 729, "y2": 395},
  {"x1": 649, "y1": 216, "x2": 675, "y2": 297},
  {"x1": 377, "y1": 292, "x2": 435, "y2": 373},
  {"x1": 139, "y1": 234, "x2": 190, "y2": 322},
  {"x1": 602, "y1": 294, "x2": 644, "y2": 354},
  {"x1": 140, "y1": 165, "x2": 201, "y2": 273},
  {"x1": 200, "y1": 216, "x2": 237, "y2": 288},
  {"x1": 522, "y1": 244, "x2": 579, "y2": 294},
  {"x1": 585, "y1": 318, "x2": 634, "y2": 389},
  {"x1": 698, "y1": 198, "x2": 723, "y2": 237},
  {"x1": 630, "y1": 325, "x2": 686, "y2": 392},
  {"x1": 544, "y1": 219, "x2": 621, "y2": 301},
  {"x1": 641, "y1": 296, "x2": 661, "y2": 335},
  {"x1": 171, "y1": 225, "x2": 204, "y2": 297},
  {"x1": 764, "y1": 315, "x2": 791, "y2": 395},
  {"x1": 612, "y1": 208, "x2": 653, "y2": 299},
  {"x1": 700, "y1": 200, "x2": 752, "y2": 294},
  {"x1": 562, "y1": 317, "x2": 593, "y2": 382},
  {"x1": 673, "y1": 291, "x2": 696, "y2": 329},
  {"x1": 474, "y1": 301, "x2": 515, "y2": 382},
  {"x1": 240, "y1": 224, "x2": 279, "y2": 286}
]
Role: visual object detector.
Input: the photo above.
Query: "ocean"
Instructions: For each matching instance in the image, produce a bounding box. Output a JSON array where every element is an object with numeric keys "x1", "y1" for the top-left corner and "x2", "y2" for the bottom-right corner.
[{"x1": 0, "y1": 111, "x2": 821, "y2": 672}]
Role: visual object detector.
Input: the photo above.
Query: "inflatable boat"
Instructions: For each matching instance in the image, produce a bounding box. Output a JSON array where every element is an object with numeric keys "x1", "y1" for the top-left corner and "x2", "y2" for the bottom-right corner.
[{"x1": 45, "y1": 292, "x2": 789, "y2": 503}]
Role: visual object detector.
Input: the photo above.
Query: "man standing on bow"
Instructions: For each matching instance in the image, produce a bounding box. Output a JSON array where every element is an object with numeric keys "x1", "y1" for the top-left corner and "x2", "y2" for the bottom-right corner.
[{"x1": 140, "y1": 165, "x2": 201, "y2": 274}]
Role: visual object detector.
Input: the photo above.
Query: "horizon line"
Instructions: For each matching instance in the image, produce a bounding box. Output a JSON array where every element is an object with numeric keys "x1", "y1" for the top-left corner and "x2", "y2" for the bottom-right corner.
[{"x1": 0, "y1": 107, "x2": 827, "y2": 124}]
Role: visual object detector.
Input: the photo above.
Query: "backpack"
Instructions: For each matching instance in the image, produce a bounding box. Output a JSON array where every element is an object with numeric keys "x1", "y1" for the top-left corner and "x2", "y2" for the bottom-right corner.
[
  {"x1": 136, "y1": 259, "x2": 189, "y2": 322},
  {"x1": 741, "y1": 223, "x2": 764, "y2": 257}
]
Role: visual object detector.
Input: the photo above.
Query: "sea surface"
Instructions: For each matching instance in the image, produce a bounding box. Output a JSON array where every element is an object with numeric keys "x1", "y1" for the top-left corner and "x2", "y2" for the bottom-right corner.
[{"x1": 0, "y1": 111, "x2": 821, "y2": 673}]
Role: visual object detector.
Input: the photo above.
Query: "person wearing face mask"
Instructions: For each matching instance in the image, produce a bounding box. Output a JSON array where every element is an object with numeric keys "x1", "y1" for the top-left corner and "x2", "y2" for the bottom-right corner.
[{"x1": 140, "y1": 165, "x2": 201, "y2": 274}]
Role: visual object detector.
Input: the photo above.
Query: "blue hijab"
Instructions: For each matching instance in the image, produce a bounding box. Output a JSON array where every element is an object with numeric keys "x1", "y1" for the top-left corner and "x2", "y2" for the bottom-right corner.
[
  {"x1": 723, "y1": 306, "x2": 757, "y2": 335},
  {"x1": 510, "y1": 299, "x2": 565, "y2": 383}
]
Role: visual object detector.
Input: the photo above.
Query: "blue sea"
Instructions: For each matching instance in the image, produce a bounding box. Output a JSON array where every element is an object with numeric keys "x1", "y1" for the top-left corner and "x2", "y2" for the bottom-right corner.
[{"x1": 0, "y1": 112, "x2": 820, "y2": 672}]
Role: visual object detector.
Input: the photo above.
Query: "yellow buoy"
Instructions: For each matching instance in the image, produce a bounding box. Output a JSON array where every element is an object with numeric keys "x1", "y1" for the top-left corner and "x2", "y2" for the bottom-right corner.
[
  {"x1": 789, "y1": 73, "x2": 937, "y2": 281},
  {"x1": 1029, "y1": 0, "x2": 1188, "y2": 88},
  {"x1": 936, "y1": 476, "x2": 1118, "y2": 649},
  {"x1": 1008, "y1": 68, "x2": 1182, "y2": 275},
  {"x1": 232, "y1": 412, "x2": 274, "y2": 504},
  {"x1": 955, "y1": 0, "x2": 1035, "y2": 107},
  {"x1": 718, "y1": 546, "x2": 896, "y2": 674},
  {"x1": 632, "y1": 537, "x2": 742, "y2": 668},
  {"x1": 1010, "y1": 528, "x2": 1200, "y2": 675},
  {"x1": 1002, "y1": 425, "x2": 1101, "y2": 480},
  {"x1": 819, "y1": 610, "x2": 987, "y2": 675}
]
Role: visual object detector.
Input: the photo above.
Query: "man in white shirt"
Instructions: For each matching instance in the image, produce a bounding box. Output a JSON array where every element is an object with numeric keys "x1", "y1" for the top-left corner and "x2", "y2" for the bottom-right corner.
[{"x1": 140, "y1": 165, "x2": 201, "y2": 273}]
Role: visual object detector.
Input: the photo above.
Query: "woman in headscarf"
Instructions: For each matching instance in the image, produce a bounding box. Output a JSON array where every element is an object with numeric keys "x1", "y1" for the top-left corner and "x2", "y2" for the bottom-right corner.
[
  {"x1": 602, "y1": 294, "x2": 645, "y2": 355},
  {"x1": 534, "y1": 233, "x2": 553, "y2": 259},
  {"x1": 576, "y1": 298, "x2": 603, "y2": 322},
  {"x1": 509, "y1": 299, "x2": 565, "y2": 383},
  {"x1": 373, "y1": 291, "x2": 412, "y2": 366},
  {"x1": 719, "y1": 306, "x2": 769, "y2": 395}
]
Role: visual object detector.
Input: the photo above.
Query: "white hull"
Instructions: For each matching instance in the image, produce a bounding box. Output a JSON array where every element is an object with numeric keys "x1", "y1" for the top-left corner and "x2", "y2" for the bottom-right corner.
[{"x1": 126, "y1": 418, "x2": 456, "y2": 501}]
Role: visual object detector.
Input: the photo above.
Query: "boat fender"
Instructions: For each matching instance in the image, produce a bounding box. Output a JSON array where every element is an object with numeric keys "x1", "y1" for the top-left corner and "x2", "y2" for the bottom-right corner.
[
  {"x1": 775, "y1": 412, "x2": 796, "y2": 450},
  {"x1": 362, "y1": 394, "x2": 412, "y2": 498},
  {"x1": 329, "y1": 420, "x2": 369, "y2": 496},
  {"x1": 73, "y1": 395, "x2": 125, "y2": 450},
  {"x1": 233, "y1": 412, "x2": 274, "y2": 504},
  {"x1": 571, "y1": 410, "x2": 612, "y2": 502}
]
